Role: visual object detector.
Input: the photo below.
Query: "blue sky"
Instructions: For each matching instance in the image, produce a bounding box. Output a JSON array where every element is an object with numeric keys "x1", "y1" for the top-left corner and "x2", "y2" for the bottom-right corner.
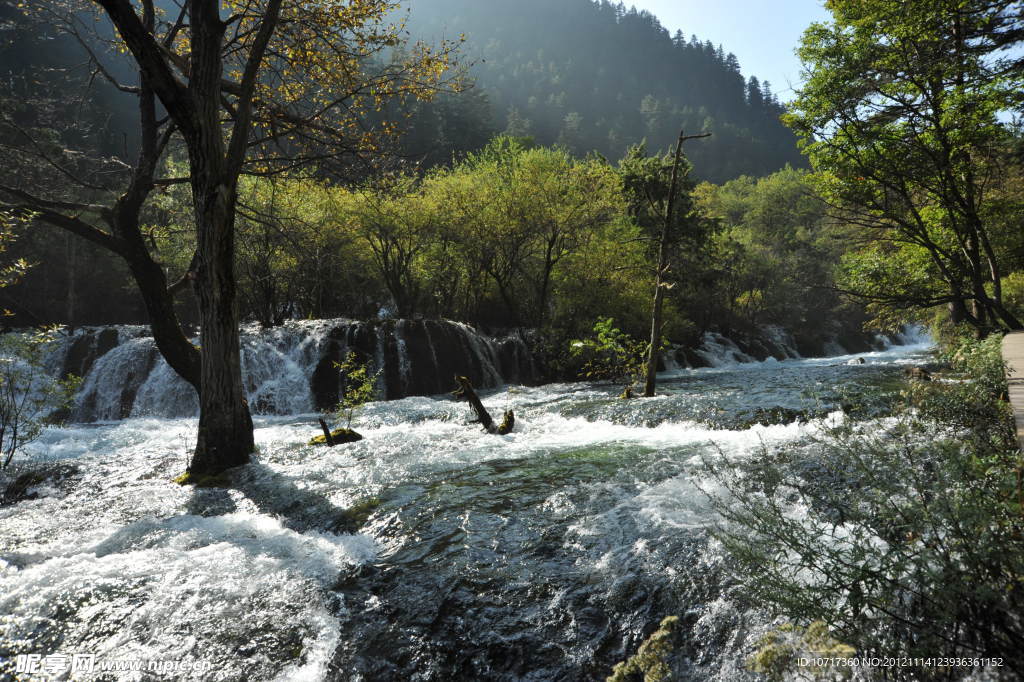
[{"x1": 631, "y1": 0, "x2": 831, "y2": 100}]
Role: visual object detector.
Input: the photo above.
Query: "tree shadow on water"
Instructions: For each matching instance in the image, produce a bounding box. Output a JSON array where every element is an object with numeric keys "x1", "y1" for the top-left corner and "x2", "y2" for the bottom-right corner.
[
  {"x1": 184, "y1": 484, "x2": 238, "y2": 517},
  {"x1": 184, "y1": 461, "x2": 366, "y2": 535}
]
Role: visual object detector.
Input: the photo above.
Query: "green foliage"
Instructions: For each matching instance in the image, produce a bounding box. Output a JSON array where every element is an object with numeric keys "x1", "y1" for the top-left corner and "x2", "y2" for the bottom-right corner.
[
  {"x1": 606, "y1": 615, "x2": 679, "y2": 682},
  {"x1": 837, "y1": 242, "x2": 943, "y2": 332},
  {"x1": 907, "y1": 332, "x2": 1015, "y2": 450},
  {"x1": 8, "y1": 125, "x2": 878, "y2": 363},
  {"x1": 0, "y1": 327, "x2": 80, "y2": 469},
  {"x1": 129, "y1": 139, "x2": 653, "y2": 337},
  {"x1": 150, "y1": 169, "x2": 383, "y2": 326},
  {"x1": 569, "y1": 318, "x2": 648, "y2": 388},
  {"x1": 618, "y1": 141, "x2": 716, "y2": 346},
  {"x1": 695, "y1": 166, "x2": 870, "y2": 345},
  {"x1": 618, "y1": 141, "x2": 697, "y2": 241},
  {"x1": 749, "y1": 621, "x2": 855, "y2": 681},
  {"x1": 341, "y1": 137, "x2": 632, "y2": 330},
  {"x1": 334, "y1": 352, "x2": 380, "y2": 428},
  {"x1": 786, "y1": 0, "x2": 1024, "y2": 332},
  {"x1": 1002, "y1": 270, "x2": 1024, "y2": 323},
  {"x1": 0, "y1": 211, "x2": 30, "y2": 294},
  {"x1": 702, "y1": 336, "x2": 1024, "y2": 677}
]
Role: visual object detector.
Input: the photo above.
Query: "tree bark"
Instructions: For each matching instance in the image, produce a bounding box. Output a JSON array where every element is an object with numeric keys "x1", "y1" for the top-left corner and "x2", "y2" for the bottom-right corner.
[
  {"x1": 187, "y1": 175, "x2": 255, "y2": 473},
  {"x1": 184, "y1": 0, "x2": 253, "y2": 471}
]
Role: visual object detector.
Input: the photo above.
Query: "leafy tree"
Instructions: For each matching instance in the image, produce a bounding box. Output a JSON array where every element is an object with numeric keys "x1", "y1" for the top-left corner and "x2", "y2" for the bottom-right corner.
[
  {"x1": 354, "y1": 179, "x2": 437, "y2": 319},
  {"x1": 569, "y1": 317, "x2": 647, "y2": 392},
  {"x1": 786, "y1": 0, "x2": 1024, "y2": 334},
  {"x1": 695, "y1": 167, "x2": 864, "y2": 346},
  {"x1": 2, "y1": 0, "x2": 458, "y2": 474},
  {"x1": 346, "y1": 137, "x2": 626, "y2": 328}
]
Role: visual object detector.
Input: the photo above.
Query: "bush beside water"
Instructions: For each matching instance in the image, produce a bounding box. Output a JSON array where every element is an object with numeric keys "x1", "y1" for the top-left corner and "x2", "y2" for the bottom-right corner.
[{"x1": 702, "y1": 334, "x2": 1024, "y2": 679}]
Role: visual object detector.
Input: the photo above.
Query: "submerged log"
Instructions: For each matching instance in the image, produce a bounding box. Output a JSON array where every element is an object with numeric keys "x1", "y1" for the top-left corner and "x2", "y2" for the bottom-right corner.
[{"x1": 453, "y1": 375, "x2": 514, "y2": 435}]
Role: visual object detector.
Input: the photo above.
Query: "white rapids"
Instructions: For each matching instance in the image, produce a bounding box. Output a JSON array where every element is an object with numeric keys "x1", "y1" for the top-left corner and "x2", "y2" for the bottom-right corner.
[{"x1": 0, "y1": 333, "x2": 934, "y2": 681}]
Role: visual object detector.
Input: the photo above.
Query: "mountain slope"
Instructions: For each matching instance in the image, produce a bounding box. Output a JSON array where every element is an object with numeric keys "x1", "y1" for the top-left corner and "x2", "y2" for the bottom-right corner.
[{"x1": 403, "y1": 0, "x2": 805, "y2": 180}]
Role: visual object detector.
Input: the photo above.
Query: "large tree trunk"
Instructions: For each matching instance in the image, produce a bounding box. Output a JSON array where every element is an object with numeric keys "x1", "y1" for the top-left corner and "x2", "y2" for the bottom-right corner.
[
  {"x1": 91, "y1": 0, "x2": 284, "y2": 474},
  {"x1": 185, "y1": 0, "x2": 255, "y2": 474},
  {"x1": 188, "y1": 180, "x2": 254, "y2": 474}
]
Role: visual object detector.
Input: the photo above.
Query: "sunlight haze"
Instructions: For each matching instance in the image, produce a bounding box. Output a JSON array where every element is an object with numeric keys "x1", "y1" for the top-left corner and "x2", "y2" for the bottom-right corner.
[{"x1": 631, "y1": 0, "x2": 831, "y2": 99}]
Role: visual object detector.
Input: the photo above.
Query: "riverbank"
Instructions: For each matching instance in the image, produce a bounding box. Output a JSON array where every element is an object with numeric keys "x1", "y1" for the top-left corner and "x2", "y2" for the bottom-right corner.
[{"x1": 711, "y1": 333, "x2": 1022, "y2": 681}]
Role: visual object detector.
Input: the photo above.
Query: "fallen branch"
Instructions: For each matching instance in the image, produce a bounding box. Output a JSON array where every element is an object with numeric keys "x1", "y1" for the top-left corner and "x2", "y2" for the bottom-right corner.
[{"x1": 453, "y1": 375, "x2": 514, "y2": 435}]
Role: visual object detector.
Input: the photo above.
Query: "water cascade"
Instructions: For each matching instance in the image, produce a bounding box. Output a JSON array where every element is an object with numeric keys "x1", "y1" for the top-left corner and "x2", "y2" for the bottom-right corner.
[{"x1": 49, "y1": 320, "x2": 536, "y2": 422}]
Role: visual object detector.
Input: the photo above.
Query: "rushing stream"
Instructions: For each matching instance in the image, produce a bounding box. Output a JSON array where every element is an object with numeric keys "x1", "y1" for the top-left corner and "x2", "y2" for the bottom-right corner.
[{"x1": 0, "y1": 332, "x2": 933, "y2": 681}]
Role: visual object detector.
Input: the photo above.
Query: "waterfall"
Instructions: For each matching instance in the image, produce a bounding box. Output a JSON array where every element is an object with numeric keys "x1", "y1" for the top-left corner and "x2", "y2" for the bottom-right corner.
[
  {"x1": 47, "y1": 320, "x2": 537, "y2": 422},
  {"x1": 661, "y1": 350, "x2": 683, "y2": 372},
  {"x1": 893, "y1": 324, "x2": 931, "y2": 346},
  {"x1": 822, "y1": 339, "x2": 848, "y2": 356},
  {"x1": 688, "y1": 324, "x2": 928, "y2": 370},
  {"x1": 761, "y1": 325, "x2": 802, "y2": 359},
  {"x1": 39, "y1": 320, "x2": 929, "y2": 422},
  {"x1": 693, "y1": 332, "x2": 757, "y2": 367}
]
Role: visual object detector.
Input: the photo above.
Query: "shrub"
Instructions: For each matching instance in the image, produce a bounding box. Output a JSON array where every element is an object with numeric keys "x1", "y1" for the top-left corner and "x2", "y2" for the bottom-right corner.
[
  {"x1": 0, "y1": 328, "x2": 80, "y2": 469},
  {"x1": 333, "y1": 352, "x2": 379, "y2": 428},
  {"x1": 569, "y1": 317, "x2": 648, "y2": 391},
  {"x1": 701, "y1": 335, "x2": 1024, "y2": 679}
]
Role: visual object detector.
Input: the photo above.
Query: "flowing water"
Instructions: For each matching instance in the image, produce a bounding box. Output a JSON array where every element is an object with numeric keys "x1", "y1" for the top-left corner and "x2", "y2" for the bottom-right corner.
[
  {"x1": 57, "y1": 320, "x2": 537, "y2": 423},
  {"x1": 0, "y1": 331, "x2": 933, "y2": 681}
]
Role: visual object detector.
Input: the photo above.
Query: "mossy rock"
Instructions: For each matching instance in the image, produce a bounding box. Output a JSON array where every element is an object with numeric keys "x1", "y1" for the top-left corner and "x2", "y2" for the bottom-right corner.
[
  {"x1": 496, "y1": 410, "x2": 515, "y2": 435},
  {"x1": 308, "y1": 428, "x2": 363, "y2": 446},
  {"x1": 343, "y1": 496, "x2": 383, "y2": 527},
  {"x1": 607, "y1": 615, "x2": 679, "y2": 682},
  {"x1": 173, "y1": 471, "x2": 232, "y2": 488}
]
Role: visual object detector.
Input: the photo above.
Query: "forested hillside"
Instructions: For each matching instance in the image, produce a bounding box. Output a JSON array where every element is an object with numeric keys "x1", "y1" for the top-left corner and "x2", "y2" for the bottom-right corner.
[
  {"x1": 401, "y1": 0, "x2": 804, "y2": 180},
  {"x1": 0, "y1": 0, "x2": 802, "y2": 182},
  {"x1": 0, "y1": 0, "x2": 808, "y2": 327}
]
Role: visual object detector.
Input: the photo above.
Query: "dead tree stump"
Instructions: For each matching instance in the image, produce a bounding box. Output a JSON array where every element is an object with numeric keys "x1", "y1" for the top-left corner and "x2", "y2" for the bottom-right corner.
[{"x1": 453, "y1": 375, "x2": 514, "y2": 435}]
